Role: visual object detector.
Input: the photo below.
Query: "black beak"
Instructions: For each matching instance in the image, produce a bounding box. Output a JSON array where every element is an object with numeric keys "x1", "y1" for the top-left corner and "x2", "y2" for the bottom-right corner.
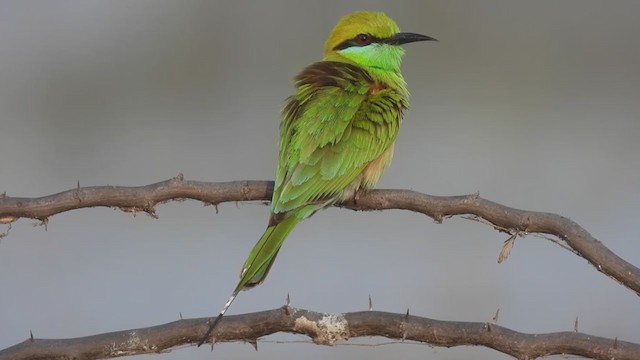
[{"x1": 383, "y1": 32, "x2": 438, "y2": 45}]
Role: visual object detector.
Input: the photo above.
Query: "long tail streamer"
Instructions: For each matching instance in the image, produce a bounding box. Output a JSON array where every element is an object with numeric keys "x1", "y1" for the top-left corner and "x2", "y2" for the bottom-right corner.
[{"x1": 197, "y1": 290, "x2": 239, "y2": 347}]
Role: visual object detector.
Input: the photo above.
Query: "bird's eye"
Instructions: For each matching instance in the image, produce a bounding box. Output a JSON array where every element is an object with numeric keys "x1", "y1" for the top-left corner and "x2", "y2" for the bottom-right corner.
[{"x1": 354, "y1": 33, "x2": 372, "y2": 45}]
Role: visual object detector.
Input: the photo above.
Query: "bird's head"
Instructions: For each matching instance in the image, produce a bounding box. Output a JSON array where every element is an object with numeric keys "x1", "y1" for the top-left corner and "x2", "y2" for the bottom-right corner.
[{"x1": 323, "y1": 11, "x2": 436, "y2": 72}]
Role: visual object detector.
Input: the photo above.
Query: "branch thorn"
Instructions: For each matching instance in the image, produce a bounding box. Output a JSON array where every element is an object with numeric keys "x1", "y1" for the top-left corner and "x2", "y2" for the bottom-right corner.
[
  {"x1": 29, "y1": 330, "x2": 34, "y2": 342},
  {"x1": 368, "y1": 294, "x2": 373, "y2": 311},
  {"x1": 247, "y1": 339, "x2": 258, "y2": 351},
  {"x1": 283, "y1": 293, "x2": 291, "y2": 315},
  {"x1": 145, "y1": 207, "x2": 159, "y2": 219},
  {"x1": 574, "y1": 316, "x2": 579, "y2": 332},
  {"x1": 400, "y1": 308, "x2": 410, "y2": 341},
  {"x1": 492, "y1": 308, "x2": 500, "y2": 324}
]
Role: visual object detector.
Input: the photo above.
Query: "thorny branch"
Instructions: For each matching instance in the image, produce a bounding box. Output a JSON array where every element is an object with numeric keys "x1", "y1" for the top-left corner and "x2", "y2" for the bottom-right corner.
[
  {"x1": 1, "y1": 176, "x2": 639, "y2": 359},
  {"x1": 1, "y1": 306, "x2": 638, "y2": 360},
  {"x1": 1, "y1": 176, "x2": 638, "y2": 295}
]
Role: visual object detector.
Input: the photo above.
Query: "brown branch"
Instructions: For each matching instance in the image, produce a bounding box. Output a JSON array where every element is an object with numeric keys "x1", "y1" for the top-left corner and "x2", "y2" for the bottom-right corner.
[
  {"x1": 0, "y1": 306, "x2": 637, "y2": 360},
  {"x1": 1, "y1": 175, "x2": 639, "y2": 296},
  {"x1": 1, "y1": 177, "x2": 638, "y2": 358}
]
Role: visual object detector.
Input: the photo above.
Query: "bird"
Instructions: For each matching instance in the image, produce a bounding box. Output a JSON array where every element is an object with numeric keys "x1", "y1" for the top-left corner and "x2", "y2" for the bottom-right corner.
[{"x1": 198, "y1": 11, "x2": 436, "y2": 346}]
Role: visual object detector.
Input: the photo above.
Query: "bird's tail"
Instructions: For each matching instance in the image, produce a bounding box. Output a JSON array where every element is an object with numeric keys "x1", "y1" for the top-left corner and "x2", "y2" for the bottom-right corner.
[
  {"x1": 197, "y1": 216, "x2": 299, "y2": 346},
  {"x1": 238, "y1": 215, "x2": 300, "y2": 290}
]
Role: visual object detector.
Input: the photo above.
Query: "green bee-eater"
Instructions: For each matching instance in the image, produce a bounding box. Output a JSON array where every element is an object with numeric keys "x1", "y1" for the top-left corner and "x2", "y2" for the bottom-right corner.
[{"x1": 199, "y1": 11, "x2": 435, "y2": 345}]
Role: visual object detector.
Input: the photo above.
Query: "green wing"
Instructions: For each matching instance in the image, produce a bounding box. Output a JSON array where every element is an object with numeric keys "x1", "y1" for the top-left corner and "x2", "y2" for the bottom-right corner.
[
  {"x1": 236, "y1": 61, "x2": 407, "y2": 292},
  {"x1": 272, "y1": 61, "x2": 407, "y2": 219}
]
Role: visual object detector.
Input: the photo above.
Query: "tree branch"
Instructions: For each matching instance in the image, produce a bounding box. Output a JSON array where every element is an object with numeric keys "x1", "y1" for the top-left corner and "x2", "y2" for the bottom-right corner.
[
  {"x1": 0, "y1": 306, "x2": 637, "y2": 360},
  {"x1": 1, "y1": 175, "x2": 639, "y2": 295}
]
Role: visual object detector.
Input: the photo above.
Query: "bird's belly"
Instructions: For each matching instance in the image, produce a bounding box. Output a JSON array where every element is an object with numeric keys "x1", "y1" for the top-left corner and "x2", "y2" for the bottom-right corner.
[{"x1": 360, "y1": 144, "x2": 395, "y2": 190}]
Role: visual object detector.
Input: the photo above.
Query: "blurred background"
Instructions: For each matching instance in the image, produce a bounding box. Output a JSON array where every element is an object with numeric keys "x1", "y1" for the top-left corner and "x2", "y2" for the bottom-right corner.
[{"x1": 1, "y1": 1, "x2": 639, "y2": 359}]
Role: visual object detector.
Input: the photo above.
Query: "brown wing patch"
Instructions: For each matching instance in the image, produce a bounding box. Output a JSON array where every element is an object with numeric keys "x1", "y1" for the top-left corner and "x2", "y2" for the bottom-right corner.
[{"x1": 294, "y1": 61, "x2": 374, "y2": 89}]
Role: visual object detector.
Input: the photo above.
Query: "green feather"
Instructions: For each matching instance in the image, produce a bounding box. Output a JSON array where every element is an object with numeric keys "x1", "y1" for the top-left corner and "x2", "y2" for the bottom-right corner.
[
  {"x1": 236, "y1": 216, "x2": 300, "y2": 290},
  {"x1": 199, "y1": 11, "x2": 435, "y2": 347}
]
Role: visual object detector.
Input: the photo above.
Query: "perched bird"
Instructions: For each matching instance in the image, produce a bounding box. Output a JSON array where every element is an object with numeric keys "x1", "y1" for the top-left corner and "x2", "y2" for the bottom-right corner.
[{"x1": 198, "y1": 11, "x2": 435, "y2": 346}]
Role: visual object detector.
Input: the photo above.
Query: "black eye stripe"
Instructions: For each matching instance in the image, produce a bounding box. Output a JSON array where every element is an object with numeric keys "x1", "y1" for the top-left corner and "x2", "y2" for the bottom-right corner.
[{"x1": 332, "y1": 33, "x2": 384, "y2": 51}]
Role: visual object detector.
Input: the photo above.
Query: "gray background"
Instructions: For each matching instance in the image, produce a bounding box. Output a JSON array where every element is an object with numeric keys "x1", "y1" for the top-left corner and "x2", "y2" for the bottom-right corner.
[{"x1": 1, "y1": 1, "x2": 639, "y2": 359}]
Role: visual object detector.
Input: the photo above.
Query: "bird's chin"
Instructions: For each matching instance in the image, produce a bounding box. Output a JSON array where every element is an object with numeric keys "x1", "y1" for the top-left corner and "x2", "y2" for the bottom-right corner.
[{"x1": 337, "y1": 44, "x2": 404, "y2": 72}]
